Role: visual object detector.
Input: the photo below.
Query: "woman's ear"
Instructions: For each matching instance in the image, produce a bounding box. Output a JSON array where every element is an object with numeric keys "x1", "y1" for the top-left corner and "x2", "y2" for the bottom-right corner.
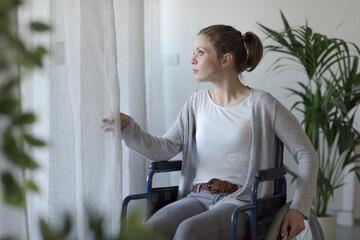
[{"x1": 221, "y1": 53, "x2": 233, "y2": 68}]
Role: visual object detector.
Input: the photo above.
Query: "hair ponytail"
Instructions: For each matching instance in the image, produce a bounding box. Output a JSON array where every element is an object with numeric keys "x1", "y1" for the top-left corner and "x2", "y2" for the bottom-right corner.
[{"x1": 243, "y1": 32, "x2": 263, "y2": 72}]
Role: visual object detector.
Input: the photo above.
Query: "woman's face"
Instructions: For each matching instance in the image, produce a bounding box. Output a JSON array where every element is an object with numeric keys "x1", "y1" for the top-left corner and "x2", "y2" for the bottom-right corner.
[{"x1": 191, "y1": 34, "x2": 222, "y2": 82}]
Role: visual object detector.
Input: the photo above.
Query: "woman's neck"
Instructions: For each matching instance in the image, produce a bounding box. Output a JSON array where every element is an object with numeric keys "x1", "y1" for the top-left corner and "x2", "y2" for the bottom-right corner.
[{"x1": 209, "y1": 73, "x2": 250, "y2": 107}]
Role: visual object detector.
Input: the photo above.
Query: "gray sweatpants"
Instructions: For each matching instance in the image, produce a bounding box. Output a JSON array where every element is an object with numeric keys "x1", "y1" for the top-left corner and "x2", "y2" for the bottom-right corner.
[{"x1": 144, "y1": 191, "x2": 250, "y2": 240}]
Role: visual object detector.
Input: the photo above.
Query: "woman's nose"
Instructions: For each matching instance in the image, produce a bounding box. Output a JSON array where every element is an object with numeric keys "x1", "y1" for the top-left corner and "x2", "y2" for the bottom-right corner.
[{"x1": 190, "y1": 55, "x2": 196, "y2": 65}]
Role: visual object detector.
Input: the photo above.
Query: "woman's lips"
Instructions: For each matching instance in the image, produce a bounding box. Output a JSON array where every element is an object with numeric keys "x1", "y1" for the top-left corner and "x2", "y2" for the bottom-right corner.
[{"x1": 193, "y1": 69, "x2": 198, "y2": 74}]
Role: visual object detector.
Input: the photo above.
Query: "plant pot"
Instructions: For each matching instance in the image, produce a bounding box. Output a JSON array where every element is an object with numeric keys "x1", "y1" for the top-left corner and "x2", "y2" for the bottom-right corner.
[{"x1": 317, "y1": 215, "x2": 337, "y2": 240}]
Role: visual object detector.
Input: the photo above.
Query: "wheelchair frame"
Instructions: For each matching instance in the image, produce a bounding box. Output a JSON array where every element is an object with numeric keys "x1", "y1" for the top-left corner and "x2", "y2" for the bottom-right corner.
[{"x1": 121, "y1": 139, "x2": 324, "y2": 240}]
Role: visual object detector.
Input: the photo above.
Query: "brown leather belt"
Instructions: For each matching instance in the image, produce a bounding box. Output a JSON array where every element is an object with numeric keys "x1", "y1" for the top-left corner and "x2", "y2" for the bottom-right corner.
[{"x1": 191, "y1": 179, "x2": 238, "y2": 194}]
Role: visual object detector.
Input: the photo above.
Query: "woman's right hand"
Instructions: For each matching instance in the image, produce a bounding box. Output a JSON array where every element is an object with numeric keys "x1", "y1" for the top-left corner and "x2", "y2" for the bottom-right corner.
[{"x1": 102, "y1": 112, "x2": 130, "y2": 132}]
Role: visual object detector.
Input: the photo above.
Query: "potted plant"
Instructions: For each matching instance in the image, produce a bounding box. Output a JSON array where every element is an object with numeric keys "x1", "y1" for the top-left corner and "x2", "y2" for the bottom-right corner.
[{"x1": 258, "y1": 11, "x2": 360, "y2": 240}]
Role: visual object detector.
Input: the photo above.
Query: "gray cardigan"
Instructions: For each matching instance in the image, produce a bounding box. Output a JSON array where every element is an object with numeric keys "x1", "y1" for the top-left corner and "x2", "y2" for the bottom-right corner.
[{"x1": 121, "y1": 89, "x2": 319, "y2": 218}]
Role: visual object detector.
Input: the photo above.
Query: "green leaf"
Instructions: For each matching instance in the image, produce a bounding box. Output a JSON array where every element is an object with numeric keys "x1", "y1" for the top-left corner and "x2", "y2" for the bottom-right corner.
[
  {"x1": 24, "y1": 134, "x2": 46, "y2": 146},
  {"x1": 40, "y1": 219, "x2": 58, "y2": 240},
  {"x1": 0, "y1": 98, "x2": 19, "y2": 114},
  {"x1": 25, "y1": 180, "x2": 39, "y2": 192},
  {"x1": 17, "y1": 152, "x2": 39, "y2": 169},
  {"x1": 89, "y1": 215, "x2": 105, "y2": 240},
  {"x1": 35, "y1": 46, "x2": 48, "y2": 56},
  {"x1": 0, "y1": 0, "x2": 23, "y2": 13},
  {"x1": 121, "y1": 208, "x2": 166, "y2": 240},
  {"x1": 0, "y1": 172, "x2": 24, "y2": 207},
  {"x1": 0, "y1": 76, "x2": 20, "y2": 92},
  {"x1": 30, "y1": 22, "x2": 51, "y2": 32},
  {"x1": 30, "y1": 46, "x2": 49, "y2": 67},
  {"x1": 2, "y1": 129, "x2": 19, "y2": 159},
  {"x1": 13, "y1": 113, "x2": 36, "y2": 125},
  {"x1": 40, "y1": 215, "x2": 72, "y2": 240},
  {"x1": 3, "y1": 132, "x2": 39, "y2": 169}
]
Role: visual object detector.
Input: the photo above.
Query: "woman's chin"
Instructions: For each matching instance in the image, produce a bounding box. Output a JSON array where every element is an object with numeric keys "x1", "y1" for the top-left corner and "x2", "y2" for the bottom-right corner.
[{"x1": 194, "y1": 77, "x2": 205, "y2": 82}]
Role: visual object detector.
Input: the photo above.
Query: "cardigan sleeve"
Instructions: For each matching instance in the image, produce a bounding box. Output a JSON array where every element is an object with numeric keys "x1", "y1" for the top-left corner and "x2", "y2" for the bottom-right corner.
[
  {"x1": 273, "y1": 99, "x2": 319, "y2": 218},
  {"x1": 121, "y1": 91, "x2": 198, "y2": 161},
  {"x1": 121, "y1": 116, "x2": 182, "y2": 161}
]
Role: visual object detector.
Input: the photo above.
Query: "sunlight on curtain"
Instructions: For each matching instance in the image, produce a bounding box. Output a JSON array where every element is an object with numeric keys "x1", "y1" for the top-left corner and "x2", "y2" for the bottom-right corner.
[
  {"x1": 115, "y1": 0, "x2": 167, "y2": 197},
  {"x1": 143, "y1": 0, "x2": 172, "y2": 188},
  {"x1": 144, "y1": 0, "x2": 165, "y2": 136},
  {"x1": 115, "y1": 0, "x2": 147, "y2": 198},
  {"x1": 17, "y1": 0, "x2": 122, "y2": 239}
]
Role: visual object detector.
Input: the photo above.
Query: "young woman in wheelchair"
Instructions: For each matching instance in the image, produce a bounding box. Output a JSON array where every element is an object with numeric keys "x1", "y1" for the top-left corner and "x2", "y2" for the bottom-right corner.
[{"x1": 103, "y1": 25, "x2": 319, "y2": 240}]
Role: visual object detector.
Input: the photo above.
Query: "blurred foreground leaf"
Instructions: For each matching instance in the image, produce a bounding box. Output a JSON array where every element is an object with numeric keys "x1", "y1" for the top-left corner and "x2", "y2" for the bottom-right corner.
[
  {"x1": 24, "y1": 134, "x2": 46, "y2": 146},
  {"x1": 24, "y1": 180, "x2": 39, "y2": 192},
  {"x1": 40, "y1": 215, "x2": 72, "y2": 240},
  {"x1": 0, "y1": 172, "x2": 24, "y2": 207},
  {"x1": 30, "y1": 22, "x2": 51, "y2": 32}
]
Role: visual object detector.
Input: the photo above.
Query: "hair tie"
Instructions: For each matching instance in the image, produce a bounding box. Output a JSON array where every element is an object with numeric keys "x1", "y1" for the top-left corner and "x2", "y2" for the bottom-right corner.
[
  {"x1": 242, "y1": 34, "x2": 248, "y2": 42},
  {"x1": 241, "y1": 34, "x2": 249, "y2": 60}
]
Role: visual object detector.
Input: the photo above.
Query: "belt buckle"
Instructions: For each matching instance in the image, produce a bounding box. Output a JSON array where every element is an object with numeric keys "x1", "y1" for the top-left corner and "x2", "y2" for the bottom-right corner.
[{"x1": 208, "y1": 179, "x2": 219, "y2": 193}]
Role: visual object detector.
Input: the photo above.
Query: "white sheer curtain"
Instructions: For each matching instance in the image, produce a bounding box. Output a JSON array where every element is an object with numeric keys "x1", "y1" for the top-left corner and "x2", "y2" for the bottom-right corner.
[
  {"x1": 117, "y1": 0, "x2": 166, "y2": 197},
  {"x1": 0, "y1": 0, "x2": 163, "y2": 239},
  {"x1": 19, "y1": 0, "x2": 122, "y2": 239},
  {"x1": 116, "y1": 0, "x2": 147, "y2": 197}
]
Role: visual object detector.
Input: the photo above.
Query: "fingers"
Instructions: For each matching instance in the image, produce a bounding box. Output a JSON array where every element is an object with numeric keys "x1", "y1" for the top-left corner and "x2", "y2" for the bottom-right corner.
[
  {"x1": 102, "y1": 112, "x2": 115, "y2": 133},
  {"x1": 100, "y1": 122, "x2": 114, "y2": 132},
  {"x1": 102, "y1": 118, "x2": 114, "y2": 124},
  {"x1": 290, "y1": 224, "x2": 305, "y2": 239},
  {"x1": 287, "y1": 224, "x2": 298, "y2": 239},
  {"x1": 281, "y1": 210, "x2": 306, "y2": 239},
  {"x1": 103, "y1": 126, "x2": 114, "y2": 132},
  {"x1": 281, "y1": 215, "x2": 289, "y2": 238},
  {"x1": 102, "y1": 112, "x2": 130, "y2": 132},
  {"x1": 103, "y1": 112, "x2": 114, "y2": 123}
]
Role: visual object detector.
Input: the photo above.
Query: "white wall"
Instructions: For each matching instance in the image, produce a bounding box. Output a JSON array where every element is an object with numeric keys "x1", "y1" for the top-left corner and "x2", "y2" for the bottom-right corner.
[{"x1": 159, "y1": 0, "x2": 360, "y2": 223}]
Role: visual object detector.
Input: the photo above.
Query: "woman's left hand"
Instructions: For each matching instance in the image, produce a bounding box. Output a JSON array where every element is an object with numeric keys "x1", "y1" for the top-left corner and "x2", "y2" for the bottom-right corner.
[
  {"x1": 102, "y1": 112, "x2": 115, "y2": 132},
  {"x1": 280, "y1": 209, "x2": 305, "y2": 239}
]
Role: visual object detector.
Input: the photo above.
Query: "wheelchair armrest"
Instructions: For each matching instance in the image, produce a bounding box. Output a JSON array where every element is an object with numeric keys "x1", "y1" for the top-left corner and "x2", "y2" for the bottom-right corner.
[
  {"x1": 255, "y1": 167, "x2": 286, "y2": 180},
  {"x1": 149, "y1": 160, "x2": 182, "y2": 171}
]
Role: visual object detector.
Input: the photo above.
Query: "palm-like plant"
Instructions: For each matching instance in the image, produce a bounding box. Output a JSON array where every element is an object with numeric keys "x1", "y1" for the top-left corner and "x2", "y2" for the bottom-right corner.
[{"x1": 258, "y1": 11, "x2": 360, "y2": 217}]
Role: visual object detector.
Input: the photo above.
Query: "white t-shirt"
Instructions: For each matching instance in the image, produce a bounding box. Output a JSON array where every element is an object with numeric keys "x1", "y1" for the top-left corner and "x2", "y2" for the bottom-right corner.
[{"x1": 193, "y1": 89, "x2": 252, "y2": 186}]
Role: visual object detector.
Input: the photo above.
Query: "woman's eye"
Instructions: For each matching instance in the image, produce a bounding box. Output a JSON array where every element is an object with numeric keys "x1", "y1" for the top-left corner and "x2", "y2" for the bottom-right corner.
[{"x1": 192, "y1": 50, "x2": 204, "y2": 56}]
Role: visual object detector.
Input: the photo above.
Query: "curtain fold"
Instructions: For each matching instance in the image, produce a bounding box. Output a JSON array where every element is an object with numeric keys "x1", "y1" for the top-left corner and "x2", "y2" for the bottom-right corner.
[
  {"x1": 115, "y1": 0, "x2": 147, "y2": 197},
  {"x1": 115, "y1": 0, "x2": 168, "y2": 195},
  {"x1": 144, "y1": 0, "x2": 172, "y2": 188},
  {"x1": 144, "y1": 0, "x2": 165, "y2": 136}
]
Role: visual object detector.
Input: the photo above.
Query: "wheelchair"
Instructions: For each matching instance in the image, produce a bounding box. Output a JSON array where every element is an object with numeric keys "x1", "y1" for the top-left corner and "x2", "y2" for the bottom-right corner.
[{"x1": 121, "y1": 139, "x2": 324, "y2": 240}]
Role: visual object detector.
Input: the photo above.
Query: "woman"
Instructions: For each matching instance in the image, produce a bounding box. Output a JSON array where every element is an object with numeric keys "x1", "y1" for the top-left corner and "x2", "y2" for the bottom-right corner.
[{"x1": 103, "y1": 25, "x2": 318, "y2": 240}]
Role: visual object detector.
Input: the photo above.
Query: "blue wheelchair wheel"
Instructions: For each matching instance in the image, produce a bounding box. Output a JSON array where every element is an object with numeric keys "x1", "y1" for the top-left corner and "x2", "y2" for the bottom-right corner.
[{"x1": 265, "y1": 202, "x2": 325, "y2": 240}]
